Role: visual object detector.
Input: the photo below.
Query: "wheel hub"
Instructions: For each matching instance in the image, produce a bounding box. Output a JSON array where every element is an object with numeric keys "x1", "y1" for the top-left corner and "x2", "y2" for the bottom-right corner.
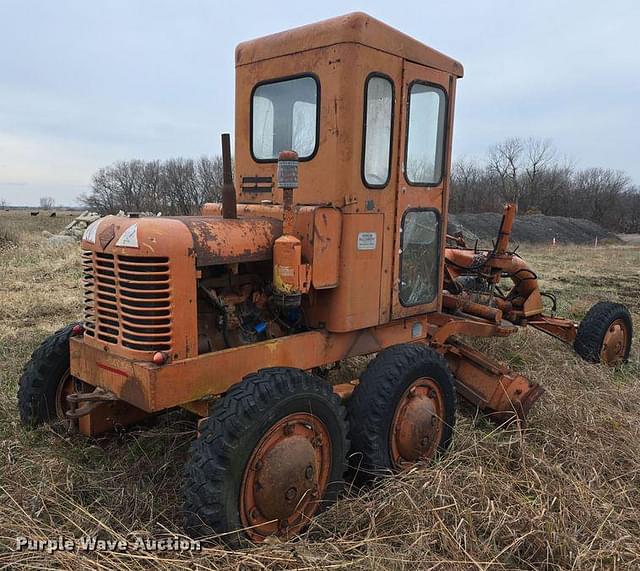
[
  {"x1": 390, "y1": 378, "x2": 444, "y2": 469},
  {"x1": 54, "y1": 369, "x2": 76, "y2": 420},
  {"x1": 601, "y1": 319, "x2": 628, "y2": 365},
  {"x1": 240, "y1": 412, "x2": 331, "y2": 541}
]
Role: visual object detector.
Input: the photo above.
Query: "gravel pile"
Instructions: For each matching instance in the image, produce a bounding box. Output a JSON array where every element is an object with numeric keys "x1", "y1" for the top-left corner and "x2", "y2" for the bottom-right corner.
[{"x1": 448, "y1": 212, "x2": 620, "y2": 245}]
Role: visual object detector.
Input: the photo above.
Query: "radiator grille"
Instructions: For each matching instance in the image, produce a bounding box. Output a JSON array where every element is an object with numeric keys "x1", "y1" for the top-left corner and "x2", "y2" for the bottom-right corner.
[{"x1": 82, "y1": 251, "x2": 172, "y2": 352}]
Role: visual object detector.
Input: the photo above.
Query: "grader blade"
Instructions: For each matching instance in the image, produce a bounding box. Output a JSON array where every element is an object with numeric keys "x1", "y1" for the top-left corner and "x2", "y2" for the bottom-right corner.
[{"x1": 441, "y1": 339, "x2": 545, "y2": 424}]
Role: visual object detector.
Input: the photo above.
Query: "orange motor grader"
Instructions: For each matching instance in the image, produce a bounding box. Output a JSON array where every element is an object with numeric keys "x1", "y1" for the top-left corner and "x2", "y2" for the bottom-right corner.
[{"x1": 19, "y1": 13, "x2": 633, "y2": 543}]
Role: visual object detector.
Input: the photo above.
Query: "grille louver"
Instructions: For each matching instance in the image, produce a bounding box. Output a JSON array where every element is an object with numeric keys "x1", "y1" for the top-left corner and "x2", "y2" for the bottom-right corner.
[{"x1": 82, "y1": 251, "x2": 172, "y2": 352}]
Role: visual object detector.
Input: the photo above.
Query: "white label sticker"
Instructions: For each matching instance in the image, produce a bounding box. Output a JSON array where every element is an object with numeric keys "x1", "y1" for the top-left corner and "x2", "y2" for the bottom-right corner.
[
  {"x1": 115, "y1": 224, "x2": 139, "y2": 248},
  {"x1": 357, "y1": 232, "x2": 377, "y2": 251},
  {"x1": 82, "y1": 219, "x2": 100, "y2": 244}
]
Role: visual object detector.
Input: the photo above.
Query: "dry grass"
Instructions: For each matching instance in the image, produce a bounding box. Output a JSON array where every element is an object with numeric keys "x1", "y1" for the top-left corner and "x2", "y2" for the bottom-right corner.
[{"x1": 1, "y1": 212, "x2": 639, "y2": 570}]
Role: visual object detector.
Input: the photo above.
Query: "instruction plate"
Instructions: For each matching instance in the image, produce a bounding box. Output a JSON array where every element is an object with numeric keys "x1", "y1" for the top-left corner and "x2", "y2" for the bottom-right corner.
[{"x1": 357, "y1": 232, "x2": 377, "y2": 251}]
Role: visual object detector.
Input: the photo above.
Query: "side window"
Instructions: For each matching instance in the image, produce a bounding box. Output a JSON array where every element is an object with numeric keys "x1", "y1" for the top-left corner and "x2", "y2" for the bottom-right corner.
[
  {"x1": 405, "y1": 83, "x2": 447, "y2": 185},
  {"x1": 252, "y1": 75, "x2": 319, "y2": 161},
  {"x1": 362, "y1": 75, "x2": 394, "y2": 187},
  {"x1": 399, "y1": 210, "x2": 440, "y2": 306}
]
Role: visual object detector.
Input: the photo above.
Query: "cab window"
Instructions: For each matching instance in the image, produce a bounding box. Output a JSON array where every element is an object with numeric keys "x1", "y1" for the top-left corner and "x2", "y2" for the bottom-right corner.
[
  {"x1": 252, "y1": 75, "x2": 318, "y2": 161},
  {"x1": 405, "y1": 82, "x2": 447, "y2": 185},
  {"x1": 362, "y1": 74, "x2": 393, "y2": 187}
]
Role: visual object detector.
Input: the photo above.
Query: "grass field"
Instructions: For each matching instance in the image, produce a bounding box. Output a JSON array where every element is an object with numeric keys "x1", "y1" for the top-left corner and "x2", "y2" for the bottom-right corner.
[{"x1": 1, "y1": 211, "x2": 639, "y2": 570}]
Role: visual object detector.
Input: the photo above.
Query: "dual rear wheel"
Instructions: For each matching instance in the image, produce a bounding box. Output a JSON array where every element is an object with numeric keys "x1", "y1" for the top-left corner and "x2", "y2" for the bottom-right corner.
[{"x1": 182, "y1": 345, "x2": 457, "y2": 544}]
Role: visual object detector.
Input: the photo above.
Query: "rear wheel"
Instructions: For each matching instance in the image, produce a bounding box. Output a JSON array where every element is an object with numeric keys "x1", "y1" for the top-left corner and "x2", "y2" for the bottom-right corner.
[
  {"x1": 18, "y1": 323, "x2": 82, "y2": 426},
  {"x1": 348, "y1": 344, "x2": 456, "y2": 476},
  {"x1": 182, "y1": 367, "x2": 349, "y2": 545},
  {"x1": 574, "y1": 302, "x2": 633, "y2": 365}
]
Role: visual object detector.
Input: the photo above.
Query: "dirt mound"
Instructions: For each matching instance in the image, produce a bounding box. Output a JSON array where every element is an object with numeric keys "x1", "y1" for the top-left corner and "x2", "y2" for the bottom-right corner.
[{"x1": 448, "y1": 212, "x2": 620, "y2": 245}]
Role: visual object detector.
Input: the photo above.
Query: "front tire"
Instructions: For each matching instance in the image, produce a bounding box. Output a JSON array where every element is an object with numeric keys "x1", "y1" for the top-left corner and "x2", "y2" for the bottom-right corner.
[
  {"x1": 348, "y1": 343, "x2": 456, "y2": 476},
  {"x1": 574, "y1": 302, "x2": 633, "y2": 365},
  {"x1": 18, "y1": 323, "x2": 81, "y2": 426},
  {"x1": 182, "y1": 367, "x2": 349, "y2": 545}
]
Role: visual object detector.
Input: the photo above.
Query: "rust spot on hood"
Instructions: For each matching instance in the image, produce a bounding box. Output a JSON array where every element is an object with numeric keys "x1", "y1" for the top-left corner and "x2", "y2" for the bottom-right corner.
[{"x1": 170, "y1": 216, "x2": 283, "y2": 267}]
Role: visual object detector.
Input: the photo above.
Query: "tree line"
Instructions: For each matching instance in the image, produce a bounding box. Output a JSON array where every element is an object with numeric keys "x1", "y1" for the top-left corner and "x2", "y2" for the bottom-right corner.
[
  {"x1": 450, "y1": 138, "x2": 640, "y2": 233},
  {"x1": 80, "y1": 157, "x2": 224, "y2": 216},
  {"x1": 79, "y1": 138, "x2": 640, "y2": 232}
]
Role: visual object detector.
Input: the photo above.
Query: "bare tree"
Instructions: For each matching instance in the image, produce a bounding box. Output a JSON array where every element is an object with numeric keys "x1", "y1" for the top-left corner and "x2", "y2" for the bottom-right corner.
[
  {"x1": 0, "y1": 197, "x2": 8, "y2": 209},
  {"x1": 488, "y1": 137, "x2": 524, "y2": 207},
  {"x1": 39, "y1": 196, "x2": 55, "y2": 210}
]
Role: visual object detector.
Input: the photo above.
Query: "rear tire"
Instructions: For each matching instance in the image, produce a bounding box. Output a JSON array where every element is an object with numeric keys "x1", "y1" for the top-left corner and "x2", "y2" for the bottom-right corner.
[
  {"x1": 18, "y1": 323, "x2": 80, "y2": 426},
  {"x1": 574, "y1": 302, "x2": 633, "y2": 365},
  {"x1": 182, "y1": 367, "x2": 349, "y2": 545},
  {"x1": 348, "y1": 343, "x2": 456, "y2": 476}
]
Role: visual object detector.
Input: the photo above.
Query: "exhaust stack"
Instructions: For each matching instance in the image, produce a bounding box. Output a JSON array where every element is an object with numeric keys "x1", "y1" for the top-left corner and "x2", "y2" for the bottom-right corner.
[{"x1": 221, "y1": 133, "x2": 237, "y2": 219}]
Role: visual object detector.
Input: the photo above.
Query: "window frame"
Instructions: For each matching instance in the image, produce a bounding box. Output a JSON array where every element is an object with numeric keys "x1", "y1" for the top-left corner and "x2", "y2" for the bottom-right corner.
[
  {"x1": 249, "y1": 72, "x2": 321, "y2": 164},
  {"x1": 398, "y1": 207, "x2": 442, "y2": 307},
  {"x1": 402, "y1": 80, "x2": 449, "y2": 187},
  {"x1": 361, "y1": 72, "x2": 395, "y2": 189}
]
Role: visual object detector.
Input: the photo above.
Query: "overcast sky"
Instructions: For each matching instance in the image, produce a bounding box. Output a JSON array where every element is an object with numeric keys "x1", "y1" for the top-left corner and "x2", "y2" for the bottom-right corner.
[{"x1": 0, "y1": 0, "x2": 638, "y2": 206}]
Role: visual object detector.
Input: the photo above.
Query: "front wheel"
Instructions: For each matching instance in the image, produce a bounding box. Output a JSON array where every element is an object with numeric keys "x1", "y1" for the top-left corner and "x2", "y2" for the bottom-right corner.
[
  {"x1": 18, "y1": 323, "x2": 82, "y2": 426},
  {"x1": 182, "y1": 367, "x2": 349, "y2": 545},
  {"x1": 574, "y1": 302, "x2": 633, "y2": 365}
]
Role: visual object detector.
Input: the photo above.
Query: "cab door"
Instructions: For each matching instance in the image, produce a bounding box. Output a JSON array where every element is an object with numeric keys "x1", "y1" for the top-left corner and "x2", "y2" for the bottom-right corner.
[{"x1": 391, "y1": 61, "x2": 454, "y2": 319}]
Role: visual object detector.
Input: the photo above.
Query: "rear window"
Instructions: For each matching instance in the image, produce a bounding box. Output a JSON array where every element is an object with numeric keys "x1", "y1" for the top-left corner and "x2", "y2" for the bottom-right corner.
[{"x1": 252, "y1": 76, "x2": 319, "y2": 161}]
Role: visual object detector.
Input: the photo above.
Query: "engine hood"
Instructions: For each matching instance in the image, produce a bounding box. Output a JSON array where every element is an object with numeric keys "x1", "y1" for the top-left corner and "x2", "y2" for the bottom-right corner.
[{"x1": 81, "y1": 215, "x2": 283, "y2": 266}]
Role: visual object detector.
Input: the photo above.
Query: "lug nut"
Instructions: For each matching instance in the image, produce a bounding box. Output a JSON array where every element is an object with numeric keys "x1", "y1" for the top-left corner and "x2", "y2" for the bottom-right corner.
[
  {"x1": 285, "y1": 487, "x2": 297, "y2": 501},
  {"x1": 305, "y1": 465, "x2": 314, "y2": 480}
]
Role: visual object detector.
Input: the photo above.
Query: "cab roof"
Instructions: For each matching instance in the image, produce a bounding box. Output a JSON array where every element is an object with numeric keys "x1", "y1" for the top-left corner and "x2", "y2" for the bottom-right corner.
[{"x1": 235, "y1": 12, "x2": 464, "y2": 78}]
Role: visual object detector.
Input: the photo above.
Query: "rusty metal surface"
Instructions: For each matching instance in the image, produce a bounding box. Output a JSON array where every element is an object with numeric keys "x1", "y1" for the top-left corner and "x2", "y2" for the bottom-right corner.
[
  {"x1": 77, "y1": 399, "x2": 150, "y2": 437},
  {"x1": 322, "y1": 213, "x2": 384, "y2": 332},
  {"x1": 527, "y1": 315, "x2": 578, "y2": 344},
  {"x1": 441, "y1": 339, "x2": 544, "y2": 423},
  {"x1": 170, "y1": 216, "x2": 282, "y2": 267},
  {"x1": 235, "y1": 12, "x2": 464, "y2": 77},
  {"x1": 310, "y1": 207, "x2": 341, "y2": 289},
  {"x1": 70, "y1": 316, "x2": 429, "y2": 412},
  {"x1": 81, "y1": 216, "x2": 198, "y2": 361},
  {"x1": 389, "y1": 377, "x2": 444, "y2": 468},
  {"x1": 65, "y1": 387, "x2": 118, "y2": 419},
  {"x1": 429, "y1": 312, "x2": 518, "y2": 346},
  {"x1": 202, "y1": 204, "x2": 342, "y2": 290},
  {"x1": 442, "y1": 291, "x2": 503, "y2": 323},
  {"x1": 239, "y1": 412, "x2": 331, "y2": 541},
  {"x1": 601, "y1": 318, "x2": 629, "y2": 365},
  {"x1": 445, "y1": 247, "x2": 545, "y2": 319}
]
